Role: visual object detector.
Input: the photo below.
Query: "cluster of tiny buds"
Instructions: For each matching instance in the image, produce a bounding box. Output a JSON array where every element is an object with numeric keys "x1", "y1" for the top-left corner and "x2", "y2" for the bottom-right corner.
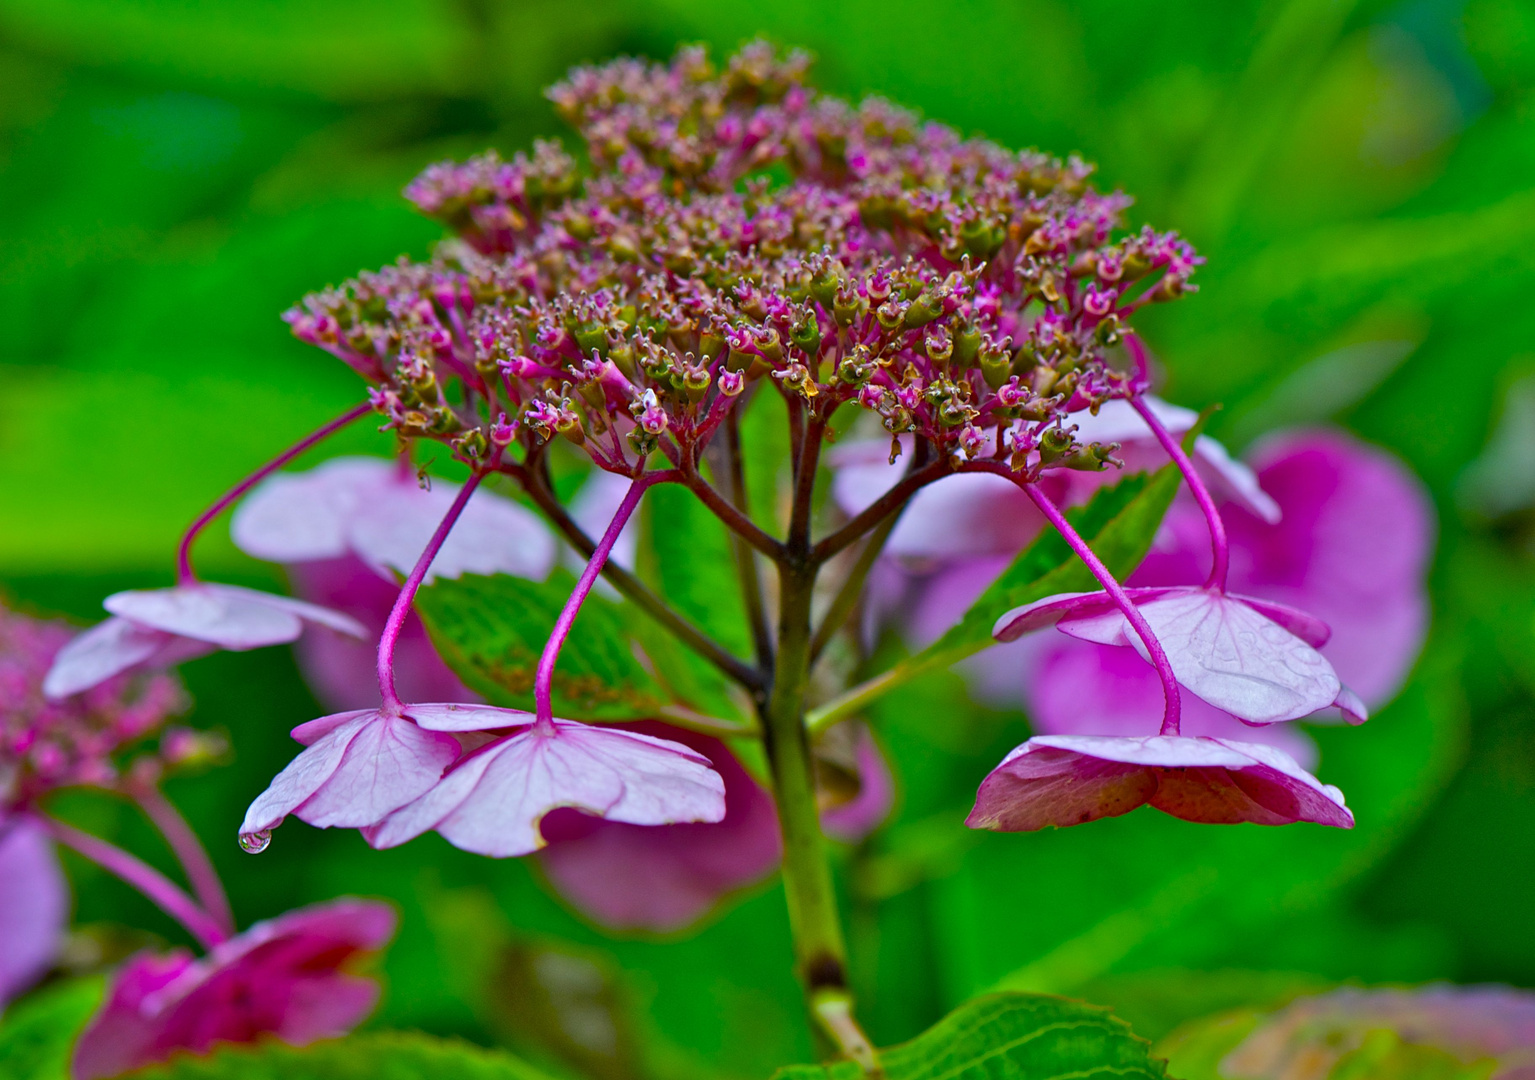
[
  {"x1": 285, "y1": 41, "x2": 1200, "y2": 483},
  {"x1": 1, "y1": 605, "x2": 190, "y2": 806}
]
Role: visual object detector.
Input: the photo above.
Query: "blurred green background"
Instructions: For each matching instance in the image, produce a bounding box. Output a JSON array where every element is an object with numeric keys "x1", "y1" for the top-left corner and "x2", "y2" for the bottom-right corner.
[{"x1": 2, "y1": 0, "x2": 1533, "y2": 1075}]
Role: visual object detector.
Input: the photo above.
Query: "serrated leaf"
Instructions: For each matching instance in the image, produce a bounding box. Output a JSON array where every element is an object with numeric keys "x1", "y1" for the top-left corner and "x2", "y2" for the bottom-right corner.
[
  {"x1": 808, "y1": 465, "x2": 1180, "y2": 731},
  {"x1": 125, "y1": 1031, "x2": 558, "y2": 1080},
  {"x1": 0, "y1": 977, "x2": 104, "y2": 1080},
  {"x1": 772, "y1": 993, "x2": 1164, "y2": 1080}
]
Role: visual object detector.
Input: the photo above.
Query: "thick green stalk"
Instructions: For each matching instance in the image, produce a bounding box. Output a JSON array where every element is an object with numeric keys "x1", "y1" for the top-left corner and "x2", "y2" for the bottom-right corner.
[{"x1": 763, "y1": 562, "x2": 878, "y2": 1071}]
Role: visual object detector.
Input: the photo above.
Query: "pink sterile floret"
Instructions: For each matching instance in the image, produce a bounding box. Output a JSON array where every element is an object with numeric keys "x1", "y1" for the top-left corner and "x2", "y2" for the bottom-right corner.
[
  {"x1": 71, "y1": 898, "x2": 395, "y2": 1080},
  {"x1": 537, "y1": 721, "x2": 781, "y2": 932},
  {"x1": 365, "y1": 707, "x2": 727, "y2": 858},
  {"x1": 43, "y1": 584, "x2": 365, "y2": 699},
  {"x1": 994, "y1": 586, "x2": 1363, "y2": 726},
  {"x1": 240, "y1": 707, "x2": 463, "y2": 844},
  {"x1": 965, "y1": 734, "x2": 1354, "y2": 831},
  {"x1": 0, "y1": 817, "x2": 69, "y2": 1009},
  {"x1": 230, "y1": 456, "x2": 556, "y2": 584}
]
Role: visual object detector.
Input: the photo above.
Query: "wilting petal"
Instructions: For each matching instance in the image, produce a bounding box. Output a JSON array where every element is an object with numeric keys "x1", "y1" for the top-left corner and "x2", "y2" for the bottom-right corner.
[
  {"x1": 369, "y1": 720, "x2": 726, "y2": 858},
  {"x1": 0, "y1": 818, "x2": 68, "y2": 1008},
  {"x1": 73, "y1": 899, "x2": 394, "y2": 1080},
  {"x1": 966, "y1": 734, "x2": 1353, "y2": 831},
  {"x1": 537, "y1": 723, "x2": 781, "y2": 932},
  {"x1": 230, "y1": 458, "x2": 390, "y2": 562},
  {"x1": 241, "y1": 710, "x2": 459, "y2": 838},
  {"x1": 42, "y1": 618, "x2": 189, "y2": 699},
  {"x1": 104, "y1": 584, "x2": 363, "y2": 651}
]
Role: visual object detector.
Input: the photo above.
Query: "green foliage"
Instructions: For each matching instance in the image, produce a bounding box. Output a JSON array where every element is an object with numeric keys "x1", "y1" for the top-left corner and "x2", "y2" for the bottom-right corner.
[
  {"x1": 415, "y1": 569, "x2": 672, "y2": 720},
  {"x1": 125, "y1": 1032, "x2": 558, "y2": 1080},
  {"x1": 0, "y1": 978, "x2": 103, "y2": 1080},
  {"x1": 773, "y1": 993, "x2": 1164, "y2": 1080}
]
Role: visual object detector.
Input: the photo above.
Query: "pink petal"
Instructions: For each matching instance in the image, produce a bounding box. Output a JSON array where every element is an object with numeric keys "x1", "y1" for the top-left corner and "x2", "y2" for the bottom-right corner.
[
  {"x1": 406, "y1": 702, "x2": 536, "y2": 732},
  {"x1": 216, "y1": 586, "x2": 366, "y2": 639},
  {"x1": 230, "y1": 458, "x2": 392, "y2": 562},
  {"x1": 569, "y1": 470, "x2": 641, "y2": 572},
  {"x1": 289, "y1": 709, "x2": 374, "y2": 745},
  {"x1": 537, "y1": 723, "x2": 781, "y2": 931},
  {"x1": 348, "y1": 478, "x2": 556, "y2": 583},
  {"x1": 105, "y1": 586, "x2": 304, "y2": 650},
  {"x1": 1334, "y1": 686, "x2": 1369, "y2": 725},
  {"x1": 992, "y1": 591, "x2": 1120, "y2": 643},
  {"x1": 370, "y1": 720, "x2": 725, "y2": 858},
  {"x1": 966, "y1": 734, "x2": 1353, "y2": 831},
  {"x1": 1229, "y1": 593, "x2": 1332, "y2": 647},
  {"x1": 42, "y1": 617, "x2": 176, "y2": 698},
  {"x1": 0, "y1": 818, "x2": 68, "y2": 1007},
  {"x1": 1193, "y1": 434, "x2": 1282, "y2": 524},
  {"x1": 244, "y1": 711, "x2": 458, "y2": 835},
  {"x1": 1065, "y1": 588, "x2": 1342, "y2": 724}
]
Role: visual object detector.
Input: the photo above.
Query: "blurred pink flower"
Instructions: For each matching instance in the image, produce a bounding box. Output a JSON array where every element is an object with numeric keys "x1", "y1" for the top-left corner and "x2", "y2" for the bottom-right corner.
[
  {"x1": 72, "y1": 898, "x2": 395, "y2": 1080},
  {"x1": 537, "y1": 722, "x2": 782, "y2": 932},
  {"x1": 231, "y1": 456, "x2": 558, "y2": 711},
  {"x1": 365, "y1": 707, "x2": 727, "y2": 858},
  {"x1": 966, "y1": 734, "x2": 1353, "y2": 831},
  {"x1": 0, "y1": 817, "x2": 68, "y2": 1009},
  {"x1": 818, "y1": 723, "x2": 896, "y2": 844}
]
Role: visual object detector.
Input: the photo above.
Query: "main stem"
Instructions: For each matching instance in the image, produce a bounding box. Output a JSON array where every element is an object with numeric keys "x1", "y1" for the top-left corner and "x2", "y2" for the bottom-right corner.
[{"x1": 763, "y1": 562, "x2": 874, "y2": 1069}]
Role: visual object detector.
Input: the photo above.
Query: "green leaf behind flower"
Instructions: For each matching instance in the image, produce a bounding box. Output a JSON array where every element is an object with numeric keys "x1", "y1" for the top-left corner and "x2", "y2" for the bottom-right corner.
[
  {"x1": 773, "y1": 992, "x2": 1164, "y2": 1080},
  {"x1": 807, "y1": 464, "x2": 1181, "y2": 732},
  {"x1": 0, "y1": 978, "x2": 104, "y2": 1080},
  {"x1": 415, "y1": 569, "x2": 741, "y2": 724}
]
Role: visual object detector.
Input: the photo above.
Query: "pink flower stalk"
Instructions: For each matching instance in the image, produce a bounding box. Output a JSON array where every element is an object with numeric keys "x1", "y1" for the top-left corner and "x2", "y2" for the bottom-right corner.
[
  {"x1": 0, "y1": 817, "x2": 68, "y2": 1009},
  {"x1": 45, "y1": 406, "x2": 376, "y2": 699},
  {"x1": 535, "y1": 722, "x2": 781, "y2": 932},
  {"x1": 965, "y1": 734, "x2": 1353, "y2": 831},
  {"x1": 72, "y1": 899, "x2": 396, "y2": 1080}
]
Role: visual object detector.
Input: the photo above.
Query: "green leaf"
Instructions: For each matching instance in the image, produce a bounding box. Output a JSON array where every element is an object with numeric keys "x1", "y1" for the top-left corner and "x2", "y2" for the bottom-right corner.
[
  {"x1": 772, "y1": 993, "x2": 1164, "y2": 1080},
  {"x1": 0, "y1": 977, "x2": 104, "y2": 1080},
  {"x1": 126, "y1": 1031, "x2": 558, "y2": 1080},
  {"x1": 416, "y1": 569, "x2": 672, "y2": 720},
  {"x1": 808, "y1": 464, "x2": 1181, "y2": 732},
  {"x1": 642, "y1": 483, "x2": 753, "y2": 659}
]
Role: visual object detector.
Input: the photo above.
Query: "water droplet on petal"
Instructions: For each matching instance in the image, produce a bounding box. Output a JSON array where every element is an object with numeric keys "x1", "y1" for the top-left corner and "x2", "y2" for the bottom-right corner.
[{"x1": 239, "y1": 829, "x2": 271, "y2": 854}]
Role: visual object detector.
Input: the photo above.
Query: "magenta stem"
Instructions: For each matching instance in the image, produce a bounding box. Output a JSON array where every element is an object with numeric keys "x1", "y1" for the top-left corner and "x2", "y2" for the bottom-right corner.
[
  {"x1": 1128, "y1": 393, "x2": 1228, "y2": 591},
  {"x1": 1008, "y1": 475, "x2": 1182, "y2": 736},
  {"x1": 131, "y1": 783, "x2": 235, "y2": 936},
  {"x1": 533, "y1": 470, "x2": 675, "y2": 729},
  {"x1": 176, "y1": 401, "x2": 373, "y2": 584},
  {"x1": 377, "y1": 455, "x2": 499, "y2": 714},
  {"x1": 39, "y1": 815, "x2": 228, "y2": 950}
]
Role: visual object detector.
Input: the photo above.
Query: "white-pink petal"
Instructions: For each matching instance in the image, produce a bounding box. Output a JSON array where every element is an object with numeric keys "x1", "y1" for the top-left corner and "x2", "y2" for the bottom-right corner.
[
  {"x1": 241, "y1": 710, "x2": 459, "y2": 835},
  {"x1": 368, "y1": 720, "x2": 726, "y2": 858},
  {"x1": 1067, "y1": 589, "x2": 1341, "y2": 724},
  {"x1": 42, "y1": 617, "x2": 175, "y2": 698},
  {"x1": 349, "y1": 480, "x2": 555, "y2": 584},
  {"x1": 230, "y1": 458, "x2": 390, "y2": 562}
]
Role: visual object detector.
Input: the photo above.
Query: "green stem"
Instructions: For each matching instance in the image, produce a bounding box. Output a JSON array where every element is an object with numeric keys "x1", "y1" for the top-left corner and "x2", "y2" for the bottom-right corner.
[{"x1": 763, "y1": 562, "x2": 878, "y2": 1072}]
